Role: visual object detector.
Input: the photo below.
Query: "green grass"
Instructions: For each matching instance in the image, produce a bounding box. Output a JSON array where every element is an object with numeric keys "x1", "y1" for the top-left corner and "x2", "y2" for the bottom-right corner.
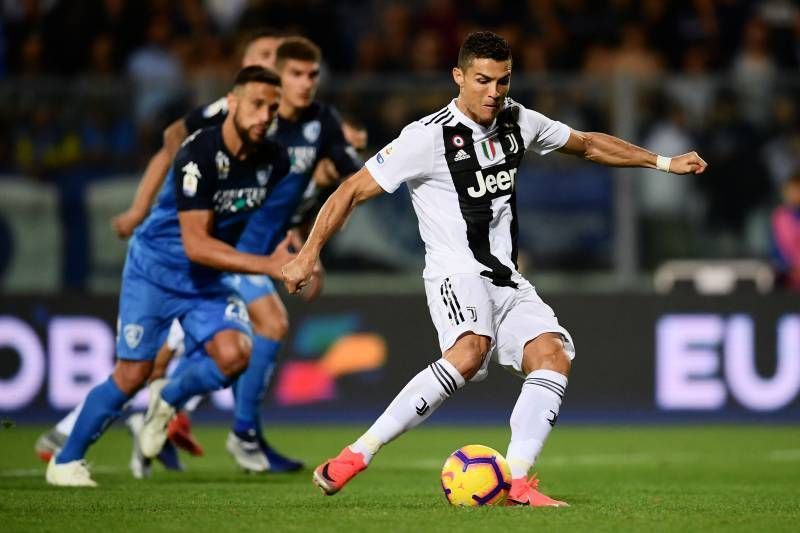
[{"x1": 1, "y1": 424, "x2": 798, "y2": 532}]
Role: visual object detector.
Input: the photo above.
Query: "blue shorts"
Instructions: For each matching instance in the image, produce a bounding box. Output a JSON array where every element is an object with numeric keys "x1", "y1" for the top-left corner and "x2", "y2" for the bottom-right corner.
[
  {"x1": 222, "y1": 273, "x2": 277, "y2": 305},
  {"x1": 116, "y1": 248, "x2": 252, "y2": 361}
]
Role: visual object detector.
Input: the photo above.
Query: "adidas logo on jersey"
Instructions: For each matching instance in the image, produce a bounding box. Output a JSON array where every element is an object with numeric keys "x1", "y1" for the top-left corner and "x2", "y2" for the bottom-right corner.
[{"x1": 454, "y1": 149, "x2": 470, "y2": 161}]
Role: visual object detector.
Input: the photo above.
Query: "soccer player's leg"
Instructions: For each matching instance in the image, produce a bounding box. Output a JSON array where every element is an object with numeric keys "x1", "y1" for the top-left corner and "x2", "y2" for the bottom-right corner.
[
  {"x1": 228, "y1": 274, "x2": 303, "y2": 473},
  {"x1": 34, "y1": 400, "x2": 83, "y2": 462},
  {"x1": 497, "y1": 284, "x2": 574, "y2": 507},
  {"x1": 46, "y1": 267, "x2": 170, "y2": 487},
  {"x1": 140, "y1": 293, "x2": 253, "y2": 458},
  {"x1": 313, "y1": 275, "x2": 492, "y2": 495}
]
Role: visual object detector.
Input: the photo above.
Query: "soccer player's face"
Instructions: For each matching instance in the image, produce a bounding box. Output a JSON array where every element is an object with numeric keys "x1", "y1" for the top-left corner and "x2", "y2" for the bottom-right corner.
[
  {"x1": 279, "y1": 59, "x2": 320, "y2": 109},
  {"x1": 456, "y1": 58, "x2": 512, "y2": 125},
  {"x1": 232, "y1": 82, "x2": 281, "y2": 145},
  {"x1": 241, "y1": 37, "x2": 282, "y2": 70}
]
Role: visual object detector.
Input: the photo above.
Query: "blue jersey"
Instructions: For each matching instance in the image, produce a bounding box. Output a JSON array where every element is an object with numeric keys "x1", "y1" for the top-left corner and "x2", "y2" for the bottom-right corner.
[
  {"x1": 183, "y1": 98, "x2": 361, "y2": 256},
  {"x1": 133, "y1": 125, "x2": 290, "y2": 290}
]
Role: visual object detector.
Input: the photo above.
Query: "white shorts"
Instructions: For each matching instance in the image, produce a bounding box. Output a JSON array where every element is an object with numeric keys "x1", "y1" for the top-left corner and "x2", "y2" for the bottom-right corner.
[{"x1": 424, "y1": 273, "x2": 575, "y2": 380}]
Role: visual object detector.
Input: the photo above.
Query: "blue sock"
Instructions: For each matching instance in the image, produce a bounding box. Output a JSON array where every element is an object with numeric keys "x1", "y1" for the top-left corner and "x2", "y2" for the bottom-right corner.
[
  {"x1": 161, "y1": 353, "x2": 230, "y2": 407},
  {"x1": 56, "y1": 378, "x2": 129, "y2": 464},
  {"x1": 233, "y1": 335, "x2": 280, "y2": 434}
]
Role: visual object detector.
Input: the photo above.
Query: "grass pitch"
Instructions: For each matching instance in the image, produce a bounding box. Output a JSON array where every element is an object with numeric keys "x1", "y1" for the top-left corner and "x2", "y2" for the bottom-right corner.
[{"x1": 0, "y1": 424, "x2": 798, "y2": 532}]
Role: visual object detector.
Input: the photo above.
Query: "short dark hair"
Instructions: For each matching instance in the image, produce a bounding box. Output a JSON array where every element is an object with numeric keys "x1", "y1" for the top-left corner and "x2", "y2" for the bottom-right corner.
[
  {"x1": 276, "y1": 36, "x2": 321, "y2": 68},
  {"x1": 232, "y1": 65, "x2": 281, "y2": 89},
  {"x1": 457, "y1": 31, "x2": 512, "y2": 71},
  {"x1": 237, "y1": 28, "x2": 283, "y2": 58}
]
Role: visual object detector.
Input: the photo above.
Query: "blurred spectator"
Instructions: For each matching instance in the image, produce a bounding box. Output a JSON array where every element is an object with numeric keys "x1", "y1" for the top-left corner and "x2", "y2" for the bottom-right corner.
[
  {"x1": 639, "y1": 99, "x2": 695, "y2": 217},
  {"x1": 408, "y1": 30, "x2": 443, "y2": 75},
  {"x1": 770, "y1": 171, "x2": 800, "y2": 291},
  {"x1": 762, "y1": 94, "x2": 800, "y2": 188},
  {"x1": 126, "y1": 14, "x2": 183, "y2": 127},
  {"x1": 732, "y1": 16, "x2": 776, "y2": 125},
  {"x1": 666, "y1": 45, "x2": 715, "y2": 129},
  {"x1": 611, "y1": 23, "x2": 663, "y2": 79},
  {"x1": 205, "y1": 0, "x2": 248, "y2": 33},
  {"x1": 697, "y1": 90, "x2": 771, "y2": 251}
]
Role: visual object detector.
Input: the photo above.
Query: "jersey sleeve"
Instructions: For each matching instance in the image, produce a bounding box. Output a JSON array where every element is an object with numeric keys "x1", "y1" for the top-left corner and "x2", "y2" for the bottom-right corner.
[
  {"x1": 364, "y1": 122, "x2": 434, "y2": 193},
  {"x1": 183, "y1": 97, "x2": 228, "y2": 134},
  {"x1": 173, "y1": 135, "x2": 217, "y2": 211},
  {"x1": 319, "y1": 107, "x2": 362, "y2": 177},
  {"x1": 517, "y1": 105, "x2": 571, "y2": 155}
]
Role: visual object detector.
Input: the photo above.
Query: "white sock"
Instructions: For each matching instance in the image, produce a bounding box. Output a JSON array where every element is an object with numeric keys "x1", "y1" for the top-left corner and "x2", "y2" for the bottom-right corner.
[
  {"x1": 350, "y1": 358, "x2": 465, "y2": 464},
  {"x1": 55, "y1": 401, "x2": 84, "y2": 436},
  {"x1": 506, "y1": 369, "x2": 567, "y2": 479},
  {"x1": 183, "y1": 395, "x2": 204, "y2": 413}
]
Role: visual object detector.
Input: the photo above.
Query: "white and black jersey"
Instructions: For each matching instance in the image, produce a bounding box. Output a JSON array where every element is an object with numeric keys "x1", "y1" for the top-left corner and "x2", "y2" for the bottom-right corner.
[{"x1": 364, "y1": 98, "x2": 570, "y2": 286}]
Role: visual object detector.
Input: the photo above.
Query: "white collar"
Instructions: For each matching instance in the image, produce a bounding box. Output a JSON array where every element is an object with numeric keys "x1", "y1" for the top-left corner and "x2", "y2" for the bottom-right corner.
[{"x1": 448, "y1": 98, "x2": 498, "y2": 134}]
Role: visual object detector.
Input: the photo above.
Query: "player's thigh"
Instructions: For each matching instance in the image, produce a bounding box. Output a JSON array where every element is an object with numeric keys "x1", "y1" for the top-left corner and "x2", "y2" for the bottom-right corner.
[
  {"x1": 494, "y1": 283, "x2": 575, "y2": 378},
  {"x1": 181, "y1": 290, "x2": 252, "y2": 365},
  {"x1": 223, "y1": 274, "x2": 286, "y2": 338},
  {"x1": 116, "y1": 269, "x2": 177, "y2": 364},
  {"x1": 425, "y1": 274, "x2": 496, "y2": 380}
]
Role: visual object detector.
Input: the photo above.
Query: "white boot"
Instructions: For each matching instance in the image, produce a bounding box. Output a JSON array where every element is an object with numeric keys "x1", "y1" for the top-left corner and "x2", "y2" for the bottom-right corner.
[{"x1": 46, "y1": 457, "x2": 97, "y2": 487}]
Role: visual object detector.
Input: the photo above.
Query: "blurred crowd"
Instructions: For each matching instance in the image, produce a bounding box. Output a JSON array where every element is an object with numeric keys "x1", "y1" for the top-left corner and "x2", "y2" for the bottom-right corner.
[{"x1": 0, "y1": 0, "x2": 799, "y2": 287}]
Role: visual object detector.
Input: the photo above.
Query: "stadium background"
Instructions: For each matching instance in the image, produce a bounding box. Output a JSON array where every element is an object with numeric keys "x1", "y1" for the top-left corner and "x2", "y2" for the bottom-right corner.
[{"x1": 1, "y1": 0, "x2": 799, "y2": 425}]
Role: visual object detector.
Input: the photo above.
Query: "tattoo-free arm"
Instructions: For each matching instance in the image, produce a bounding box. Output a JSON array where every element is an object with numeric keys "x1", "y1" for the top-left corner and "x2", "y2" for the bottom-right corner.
[
  {"x1": 178, "y1": 210, "x2": 294, "y2": 278},
  {"x1": 282, "y1": 167, "x2": 383, "y2": 293},
  {"x1": 558, "y1": 129, "x2": 707, "y2": 175}
]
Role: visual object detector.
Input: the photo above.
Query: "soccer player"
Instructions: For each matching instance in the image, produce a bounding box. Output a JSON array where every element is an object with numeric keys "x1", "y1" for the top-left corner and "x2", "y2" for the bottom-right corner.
[
  {"x1": 46, "y1": 66, "x2": 293, "y2": 487},
  {"x1": 112, "y1": 28, "x2": 284, "y2": 239},
  {"x1": 34, "y1": 28, "x2": 285, "y2": 466},
  {"x1": 142, "y1": 36, "x2": 362, "y2": 472},
  {"x1": 282, "y1": 31, "x2": 707, "y2": 506}
]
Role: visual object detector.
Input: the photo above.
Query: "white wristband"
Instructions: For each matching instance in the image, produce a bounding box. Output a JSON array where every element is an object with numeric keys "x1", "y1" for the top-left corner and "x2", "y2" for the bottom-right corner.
[{"x1": 656, "y1": 155, "x2": 672, "y2": 173}]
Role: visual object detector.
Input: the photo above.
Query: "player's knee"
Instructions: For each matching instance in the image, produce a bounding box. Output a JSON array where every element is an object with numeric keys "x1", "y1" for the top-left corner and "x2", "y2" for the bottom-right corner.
[
  {"x1": 445, "y1": 334, "x2": 490, "y2": 381},
  {"x1": 251, "y1": 311, "x2": 289, "y2": 341},
  {"x1": 112, "y1": 360, "x2": 152, "y2": 395},
  {"x1": 523, "y1": 336, "x2": 572, "y2": 376},
  {"x1": 212, "y1": 337, "x2": 252, "y2": 376}
]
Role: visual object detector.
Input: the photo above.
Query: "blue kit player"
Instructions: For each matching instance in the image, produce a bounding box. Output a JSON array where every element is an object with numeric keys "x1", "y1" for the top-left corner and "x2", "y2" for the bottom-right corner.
[
  {"x1": 46, "y1": 66, "x2": 293, "y2": 487},
  {"x1": 163, "y1": 36, "x2": 362, "y2": 472}
]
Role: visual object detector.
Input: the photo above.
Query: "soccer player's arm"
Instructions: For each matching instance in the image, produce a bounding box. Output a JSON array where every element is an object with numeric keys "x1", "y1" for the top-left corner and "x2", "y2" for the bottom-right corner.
[
  {"x1": 283, "y1": 122, "x2": 431, "y2": 294},
  {"x1": 111, "y1": 145, "x2": 174, "y2": 239},
  {"x1": 558, "y1": 130, "x2": 707, "y2": 174},
  {"x1": 175, "y1": 148, "x2": 295, "y2": 277},
  {"x1": 282, "y1": 167, "x2": 384, "y2": 293},
  {"x1": 111, "y1": 101, "x2": 229, "y2": 239}
]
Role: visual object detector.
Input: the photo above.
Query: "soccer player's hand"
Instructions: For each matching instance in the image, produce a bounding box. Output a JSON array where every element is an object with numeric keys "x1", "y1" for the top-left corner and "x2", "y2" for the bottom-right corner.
[
  {"x1": 111, "y1": 208, "x2": 146, "y2": 239},
  {"x1": 282, "y1": 253, "x2": 316, "y2": 295},
  {"x1": 300, "y1": 260, "x2": 325, "y2": 302},
  {"x1": 669, "y1": 151, "x2": 708, "y2": 175},
  {"x1": 265, "y1": 234, "x2": 297, "y2": 276}
]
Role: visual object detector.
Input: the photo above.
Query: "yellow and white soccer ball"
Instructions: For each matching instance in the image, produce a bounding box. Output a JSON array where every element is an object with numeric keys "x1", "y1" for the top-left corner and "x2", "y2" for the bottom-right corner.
[{"x1": 440, "y1": 444, "x2": 512, "y2": 506}]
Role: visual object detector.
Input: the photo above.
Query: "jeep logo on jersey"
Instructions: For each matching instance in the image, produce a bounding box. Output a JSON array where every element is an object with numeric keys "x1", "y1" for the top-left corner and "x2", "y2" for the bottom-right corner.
[{"x1": 467, "y1": 168, "x2": 517, "y2": 198}]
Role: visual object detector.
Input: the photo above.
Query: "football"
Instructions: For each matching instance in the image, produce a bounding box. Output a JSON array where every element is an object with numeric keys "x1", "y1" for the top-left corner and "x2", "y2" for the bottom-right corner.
[{"x1": 440, "y1": 444, "x2": 512, "y2": 506}]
